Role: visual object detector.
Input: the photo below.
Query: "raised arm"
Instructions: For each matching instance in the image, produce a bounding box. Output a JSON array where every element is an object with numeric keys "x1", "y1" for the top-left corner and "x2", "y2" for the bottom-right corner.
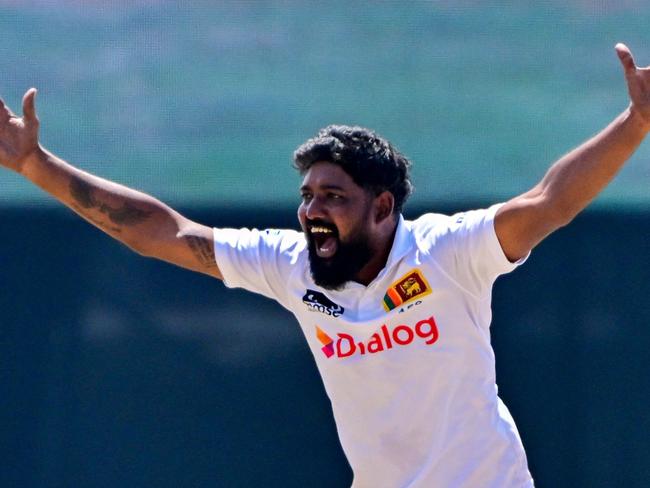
[
  {"x1": 495, "y1": 43, "x2": 650, "y2": 261},
  {"x1": 0, "y1": 89, "x2": 223, "y2": 279}
]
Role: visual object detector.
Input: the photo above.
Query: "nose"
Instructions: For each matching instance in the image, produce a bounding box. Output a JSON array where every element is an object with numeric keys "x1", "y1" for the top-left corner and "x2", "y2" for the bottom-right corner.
[{"x1": 304, "y1": 195, "x2": 326, "y2": 221}]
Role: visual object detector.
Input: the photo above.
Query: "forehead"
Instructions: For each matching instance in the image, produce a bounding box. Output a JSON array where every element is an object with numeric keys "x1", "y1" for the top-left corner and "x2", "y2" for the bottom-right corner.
[{"x1": 300, "y1": 161, "x2": 360, "y2": 191}]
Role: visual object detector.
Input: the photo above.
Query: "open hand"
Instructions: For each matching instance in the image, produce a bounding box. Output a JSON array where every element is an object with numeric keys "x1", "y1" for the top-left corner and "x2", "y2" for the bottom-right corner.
[
  {"x1": 0, "y1": 88, "x2": 40, "y2": 173},
  {"x1": 616, "y1": 43, "x2": 650, "y2": 127}
]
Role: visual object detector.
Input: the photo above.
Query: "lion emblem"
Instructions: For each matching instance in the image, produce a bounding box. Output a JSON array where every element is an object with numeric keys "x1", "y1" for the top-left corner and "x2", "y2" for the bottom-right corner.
[{"x1": 400, "y1": 277, "x2": 421, "y2": 297}]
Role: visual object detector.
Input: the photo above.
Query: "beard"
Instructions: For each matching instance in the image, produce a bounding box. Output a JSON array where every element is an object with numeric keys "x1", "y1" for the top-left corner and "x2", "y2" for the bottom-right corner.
[{"x1": 306, "y1": 222, "x2": 373, "y2": 291}]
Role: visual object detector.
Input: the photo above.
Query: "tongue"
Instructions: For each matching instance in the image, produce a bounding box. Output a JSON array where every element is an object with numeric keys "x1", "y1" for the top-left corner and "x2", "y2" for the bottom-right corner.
[{"x1": 316, "y1": 235, "x2": 338, "y2": 258}]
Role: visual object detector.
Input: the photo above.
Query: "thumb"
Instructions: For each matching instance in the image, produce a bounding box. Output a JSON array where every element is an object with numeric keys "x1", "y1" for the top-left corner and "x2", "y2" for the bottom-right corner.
[
  {"x1": 22, "y1": 88, "x2": 38, "y2": 122},
  {"x1": 615, "y1": 42, "x2": 636, "y2": 76}
]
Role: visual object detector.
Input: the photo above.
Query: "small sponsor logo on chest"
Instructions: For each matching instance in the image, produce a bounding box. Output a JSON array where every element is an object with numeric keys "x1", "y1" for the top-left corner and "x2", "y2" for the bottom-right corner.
[{"x1": 303, "y1": 289, "x2": 345, "y2": 317}]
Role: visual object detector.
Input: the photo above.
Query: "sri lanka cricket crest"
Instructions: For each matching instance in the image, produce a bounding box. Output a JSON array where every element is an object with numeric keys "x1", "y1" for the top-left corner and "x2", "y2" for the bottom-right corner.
[{"x1": 382, "y1": 269, "x2": 431, "y2": 312}]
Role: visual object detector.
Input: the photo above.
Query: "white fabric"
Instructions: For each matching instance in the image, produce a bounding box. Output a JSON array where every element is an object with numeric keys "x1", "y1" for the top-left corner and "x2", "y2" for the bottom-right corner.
[{"x1": 213, "y1": 204, "x2": 534, "y2": 488}]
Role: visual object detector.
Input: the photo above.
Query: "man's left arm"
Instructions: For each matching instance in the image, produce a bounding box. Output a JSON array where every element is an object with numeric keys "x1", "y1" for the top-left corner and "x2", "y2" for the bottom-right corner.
[{"x1": 495, "y1": 43, "x2": 650, "y2": 262}]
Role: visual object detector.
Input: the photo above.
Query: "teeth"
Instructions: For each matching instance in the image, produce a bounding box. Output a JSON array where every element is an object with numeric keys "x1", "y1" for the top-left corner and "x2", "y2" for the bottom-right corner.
[{"x1": 310, "y1": 226, "x2": 333, "y2": 234}]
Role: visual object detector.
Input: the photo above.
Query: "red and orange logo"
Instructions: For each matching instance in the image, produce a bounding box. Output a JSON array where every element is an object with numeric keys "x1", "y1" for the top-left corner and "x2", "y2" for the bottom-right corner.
[
  {"x1": 316, "y1": 326, "x2": 334, "y2": 358},
  {"x1": 382, "y1": 269, "x2": 431, "y2": 312},
  {"x1": 315, "y1": 316, "x2": 439, "y2": 359}
]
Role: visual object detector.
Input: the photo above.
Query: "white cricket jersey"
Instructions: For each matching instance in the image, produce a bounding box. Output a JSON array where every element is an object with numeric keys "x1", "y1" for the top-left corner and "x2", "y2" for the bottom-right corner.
[{"x1": 213, "y1": 204, "x2": 534, "y2": 488}]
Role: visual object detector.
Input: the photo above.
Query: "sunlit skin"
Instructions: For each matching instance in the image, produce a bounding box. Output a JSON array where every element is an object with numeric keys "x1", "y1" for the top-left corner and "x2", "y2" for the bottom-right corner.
[{"x1": 297, "y1": 161, "x2": 397, "y2": 286}]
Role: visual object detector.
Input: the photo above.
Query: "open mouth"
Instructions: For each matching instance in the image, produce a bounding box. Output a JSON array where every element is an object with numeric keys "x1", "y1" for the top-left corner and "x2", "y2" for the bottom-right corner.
[{"x1": 309, "y1": 224, "x2": 338, "y2": 259}]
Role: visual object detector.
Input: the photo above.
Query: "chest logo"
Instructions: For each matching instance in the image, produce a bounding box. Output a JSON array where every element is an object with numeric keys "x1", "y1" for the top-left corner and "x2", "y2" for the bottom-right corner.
[
  {"x1": 316, "y1": 326, "x2": 335, "y2": 358},
  {"x1": 315, "y1": 316, "x2": 439, "y2": 359},
  {"x1": 383, "y1": 268, "x2": 431, "y2": 312},
  {"x1": 303, "y1": 290, "x2": 345, "y2": 317}
]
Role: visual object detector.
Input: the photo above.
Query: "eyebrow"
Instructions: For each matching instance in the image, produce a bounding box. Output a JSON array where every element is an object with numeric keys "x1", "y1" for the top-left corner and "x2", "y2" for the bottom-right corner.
[{"x1": 300, "y1": 184, "x2": 346, "y2": 192}]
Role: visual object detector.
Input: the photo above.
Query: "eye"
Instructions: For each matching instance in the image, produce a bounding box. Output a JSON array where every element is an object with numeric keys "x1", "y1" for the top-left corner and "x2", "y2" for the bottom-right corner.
[
  {"x1": 301, "y1": 192, "x2": 313, "y2": 202},
  {"x1": 327, "y1": 193, "x2": 343, "y2": 200}
]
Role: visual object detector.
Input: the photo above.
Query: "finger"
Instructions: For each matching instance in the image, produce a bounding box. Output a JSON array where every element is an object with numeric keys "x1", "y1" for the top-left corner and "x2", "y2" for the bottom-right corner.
[
  {"x1": 0, "y1": 97, "x2": 16, "y2": 118},
  {"x1": 22, "y1": 88, "x2": 38, "y2": 122},
  {"x1": 615, "y1": 42, "x2": 636, "y2": 75}
]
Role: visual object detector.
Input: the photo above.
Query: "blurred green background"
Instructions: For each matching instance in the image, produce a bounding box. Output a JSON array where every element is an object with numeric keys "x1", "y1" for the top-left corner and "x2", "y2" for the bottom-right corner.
[{"x1": 2, "y1": 1, "x2": 650, "y2": 209}]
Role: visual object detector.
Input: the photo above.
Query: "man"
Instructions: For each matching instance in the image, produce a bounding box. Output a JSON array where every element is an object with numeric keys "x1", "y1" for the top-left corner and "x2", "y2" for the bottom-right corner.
[{"x1": 1, "y1": 43, "x2": 648, "y2": 487}]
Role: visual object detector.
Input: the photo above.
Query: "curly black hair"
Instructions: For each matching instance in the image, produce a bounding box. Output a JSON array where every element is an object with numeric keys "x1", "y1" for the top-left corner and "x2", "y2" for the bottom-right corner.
[{"x1": 293, "y1": 125, "x2": 413, "y2": 214}]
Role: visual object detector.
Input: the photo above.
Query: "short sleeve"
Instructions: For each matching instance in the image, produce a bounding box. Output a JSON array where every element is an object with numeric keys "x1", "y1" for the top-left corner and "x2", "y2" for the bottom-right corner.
[
  {"x1": 213, "y1": 227, "x2": 305, "y2": 304},
  {"x1": 415, "y1": 204, "x2": 528, "y2": 298}
]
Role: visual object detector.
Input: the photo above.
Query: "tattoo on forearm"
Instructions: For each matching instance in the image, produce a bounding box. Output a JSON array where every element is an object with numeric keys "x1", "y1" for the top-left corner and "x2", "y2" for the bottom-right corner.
[
  {"x1": 98, "y1": 202, "x2": 152, "y2": 226},
  {"x1": 70, "y1": 177, "x2": 95, "y2": 208},
  {"x1": 71, "y1": 203, "x2": 122, "y2": 233},
  {"x1": 69, "y1": 178, "x2": 153, "y2": 226},
  {"x1": 185, "y1": 235, "x2": 217, "y2": 268}
]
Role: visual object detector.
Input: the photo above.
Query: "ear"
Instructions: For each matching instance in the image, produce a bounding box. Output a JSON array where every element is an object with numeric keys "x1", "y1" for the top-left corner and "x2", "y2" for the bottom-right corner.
[{"x1": 374, "y1": 191, "x2": 395, "y2": 223}]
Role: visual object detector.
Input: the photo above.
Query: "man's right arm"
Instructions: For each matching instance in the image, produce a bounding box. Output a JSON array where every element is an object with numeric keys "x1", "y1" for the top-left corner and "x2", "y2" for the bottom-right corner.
[{"x1": 1, "y1": 89, "x2": 223, "y2": 279}]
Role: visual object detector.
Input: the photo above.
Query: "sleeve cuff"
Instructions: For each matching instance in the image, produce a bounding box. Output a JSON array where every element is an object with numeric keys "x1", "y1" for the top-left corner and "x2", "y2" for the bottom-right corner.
[
  {"x1": 485, "y1": 203, "x2": 529, "y2": 275},
  {"x1": 213, "y1": 227, "x2": 243, "y2": 289}
]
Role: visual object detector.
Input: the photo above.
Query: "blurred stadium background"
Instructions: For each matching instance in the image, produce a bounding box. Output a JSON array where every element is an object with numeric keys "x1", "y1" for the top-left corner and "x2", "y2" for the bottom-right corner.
[{"x1": 2, "y1": 1, "x2": 650, "y2": 487}]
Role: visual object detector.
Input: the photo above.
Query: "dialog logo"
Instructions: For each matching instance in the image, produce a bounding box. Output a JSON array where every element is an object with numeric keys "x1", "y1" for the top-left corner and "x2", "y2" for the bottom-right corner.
[
  {"x1": 316, "y1": 326, "x2": 334, "y2": 358},
  {"x1": 303, "y1": 289, "x2": 344, "y2": 317},
  {"x1": 383, "y1": 269, "x2": 431, "y2": 312},
  {"x1": 315, "y1": 316, "x2": 439, "y2": 359}
]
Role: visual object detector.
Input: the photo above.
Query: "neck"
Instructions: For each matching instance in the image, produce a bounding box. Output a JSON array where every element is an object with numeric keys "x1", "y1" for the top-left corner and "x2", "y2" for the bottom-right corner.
[{"x1": 354, "y1": 217, "x2": 399, "y2": 286}]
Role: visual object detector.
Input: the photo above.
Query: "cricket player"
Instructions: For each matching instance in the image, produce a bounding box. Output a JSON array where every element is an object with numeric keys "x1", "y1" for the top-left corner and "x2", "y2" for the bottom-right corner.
[{"x1": 1, "y1": 44, "x2": 648, "y2": 487}]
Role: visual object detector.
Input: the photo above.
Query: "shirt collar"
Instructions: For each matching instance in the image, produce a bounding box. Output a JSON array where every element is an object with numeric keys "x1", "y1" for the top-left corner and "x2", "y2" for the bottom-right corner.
[{"x1": 379, "y1": 213, "x2": 412, "y2": 275}]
